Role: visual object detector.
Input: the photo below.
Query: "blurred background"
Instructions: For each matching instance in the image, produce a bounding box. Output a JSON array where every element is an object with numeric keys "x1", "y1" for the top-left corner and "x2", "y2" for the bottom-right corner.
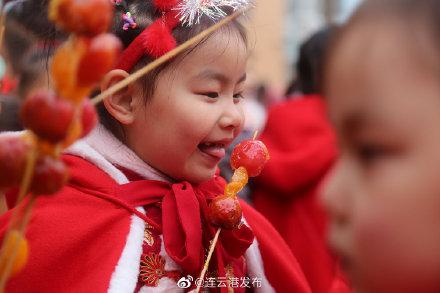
[{"x1": 248, "y1": 0, "x2": 363, "y2": 93}]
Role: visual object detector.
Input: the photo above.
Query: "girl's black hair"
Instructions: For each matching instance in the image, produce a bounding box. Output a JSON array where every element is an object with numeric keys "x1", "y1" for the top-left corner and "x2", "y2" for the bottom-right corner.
[
  {"x1": 285, "y1": 25, "x2": 336, "y2": 97},
  {"x1": 98, "y1": 0, "x2": 248, "y2": 141}
]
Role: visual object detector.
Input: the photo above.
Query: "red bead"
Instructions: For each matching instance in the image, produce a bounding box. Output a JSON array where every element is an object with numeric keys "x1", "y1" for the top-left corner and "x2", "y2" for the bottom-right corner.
[
  {"x1": 208, "y1": 195, "x2": 242, "y2": 229},
  {"x1": 80, "y1": 99, "x2": 98, "y2": 138},
  {"x1": 230, "y1": 140, "x2": 270, "y2": 177},
  {"x1": 77, "y1": 34, "x2": 122, "y2": 87},
  {"x1": 30, "y1": 156, "x2": 69, "y2": 195},
  {"x1": 21, "y1": 91, "x2": 75, "y2": 143},
  {"x1": 0, "y1": 135, "x2": 31, "y2": 189},
  {"x1": 49, "y1": 0, "x2": 113, "y2": 37}
]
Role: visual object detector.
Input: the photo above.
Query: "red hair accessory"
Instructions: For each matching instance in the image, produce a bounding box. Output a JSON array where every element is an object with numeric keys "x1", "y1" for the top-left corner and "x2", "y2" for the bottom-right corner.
[
  {"x1": 115, "y1": 0, "x2": 251, "y2": 72},
  {"x1": 154, "y1": 0, "x2": 178, "y2": 11},
  {"x1": 115, "y1": 1, "x2": 179, "y2": 72},
  {"x1": 141, "y1": 19, "x2": 176, "y2": 58}
]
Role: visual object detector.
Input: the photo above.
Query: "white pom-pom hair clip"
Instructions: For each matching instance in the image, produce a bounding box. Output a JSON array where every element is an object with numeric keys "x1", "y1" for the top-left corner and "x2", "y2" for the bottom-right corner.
[{"x1": 174, "y1": 0, "x2": 251, "y2": 27}]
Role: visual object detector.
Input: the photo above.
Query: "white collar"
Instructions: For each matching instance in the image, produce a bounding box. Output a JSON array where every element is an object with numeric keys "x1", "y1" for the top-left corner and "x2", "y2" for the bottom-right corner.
[{"x1": 65, "y1": 124, "x2": 172, "y2": 183}]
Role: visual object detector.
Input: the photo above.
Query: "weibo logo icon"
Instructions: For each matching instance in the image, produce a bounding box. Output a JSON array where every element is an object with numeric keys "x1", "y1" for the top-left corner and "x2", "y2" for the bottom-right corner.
[{"x1": 177, "y1": 275, "x2": 193, "y2": 288}]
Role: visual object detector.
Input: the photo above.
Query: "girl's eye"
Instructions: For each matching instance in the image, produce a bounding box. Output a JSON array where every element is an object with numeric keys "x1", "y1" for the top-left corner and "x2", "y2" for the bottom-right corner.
[{"x1": 200, "y1": 92, "x2": 219, "y2": 99}]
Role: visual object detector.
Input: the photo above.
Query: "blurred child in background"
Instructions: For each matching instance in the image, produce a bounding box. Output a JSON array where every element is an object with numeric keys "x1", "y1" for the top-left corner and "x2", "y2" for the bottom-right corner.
[
  {"x1": 252, "y1": 26, "x2": 350, "y2": 292},
  {"x1": 0, "y1": 0, "x2": 65, "y2": 131}
]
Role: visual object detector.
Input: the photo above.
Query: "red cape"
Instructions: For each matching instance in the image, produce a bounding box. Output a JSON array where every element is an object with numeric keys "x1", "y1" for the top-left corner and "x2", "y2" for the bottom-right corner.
[
  {"x1": 253, "y1": 96, "x2": 351, "y2": 292},
  {"x1": 2, "y1": 154, "x2": 311, "y2": 292}
]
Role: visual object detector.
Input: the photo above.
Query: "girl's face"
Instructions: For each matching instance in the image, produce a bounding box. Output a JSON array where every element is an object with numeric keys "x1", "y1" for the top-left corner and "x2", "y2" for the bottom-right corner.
[
  {"x1": 322, "y1": 22, "x2": 440, "y2": 292},
  {"x1": 126, "y1": 30, "x2": 247, "y2": 184}
]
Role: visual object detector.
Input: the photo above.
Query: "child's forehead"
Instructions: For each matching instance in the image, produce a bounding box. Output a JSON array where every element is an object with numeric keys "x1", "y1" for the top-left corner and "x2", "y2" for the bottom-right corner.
[
  {"x1": 328, "y1": 22, "x2": 433, "y2": 92},
  {"x1": 192, "y1": 30, "x2": 247, "y2": 57},
  {"x1": 169, "y1": 31, "x2": 248, "y2": 75},
  {"x1": 326, "y1": 23, "x2": 440, "y2": 131},
  {"x1": 329, "y1": 17, "x2": 438, "y2": 78}
]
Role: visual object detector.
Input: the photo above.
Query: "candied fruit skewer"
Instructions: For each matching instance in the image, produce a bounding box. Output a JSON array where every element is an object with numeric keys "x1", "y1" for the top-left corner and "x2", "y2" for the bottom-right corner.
[
  {"x1": 0, "y1": 103, "x2": 77, "y2": 290},
  {"x1": 0, "y1": 97, "x2": 81, "y2": 289},
  {"x1": 0, "y1": 96, "x2": 79, "y2": 288},
  {"x1": 198, "y1": 132, "x2": 269, "y2": 293},
  {"x1": 0, "y1": 1, "x2": 116, "y2": 288},
  {"x1": 0, "y1": 92, "x2": 82, "y2": 282},
  {"x1": 0, "y1": 142, "x2": 37, "y2": 291},
  {"x1": 209, "y1": 135, "x2": 270, "y2": 230}
]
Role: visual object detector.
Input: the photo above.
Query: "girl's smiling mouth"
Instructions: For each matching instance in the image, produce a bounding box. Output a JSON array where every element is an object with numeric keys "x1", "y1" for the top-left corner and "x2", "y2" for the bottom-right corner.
[{"x1": 197, "y1": 139, "x2": 232, "y2": 160}]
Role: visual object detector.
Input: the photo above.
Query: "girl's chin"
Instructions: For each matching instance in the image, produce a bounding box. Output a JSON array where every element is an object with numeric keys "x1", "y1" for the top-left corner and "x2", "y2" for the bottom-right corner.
[{"x1": 184, "y1": 167, "x2": 217, "y2": 184}]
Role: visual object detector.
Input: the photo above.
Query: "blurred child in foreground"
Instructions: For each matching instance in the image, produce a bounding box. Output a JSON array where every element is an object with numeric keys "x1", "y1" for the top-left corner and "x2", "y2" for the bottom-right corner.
[{"x1": 322, "y1": 0, "x2": 440, "y2": 292}]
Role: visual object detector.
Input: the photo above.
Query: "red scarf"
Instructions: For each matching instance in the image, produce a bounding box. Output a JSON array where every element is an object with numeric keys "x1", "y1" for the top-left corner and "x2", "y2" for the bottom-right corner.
[{"x1": 80, "y1": 175, "x2": 254, "y2": 279}]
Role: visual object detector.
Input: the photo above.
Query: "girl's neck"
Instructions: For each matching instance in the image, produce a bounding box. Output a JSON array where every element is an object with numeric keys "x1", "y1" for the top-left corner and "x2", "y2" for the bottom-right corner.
[{"x1": 82, "y1": 123, "x2": 174, "y2": 183}]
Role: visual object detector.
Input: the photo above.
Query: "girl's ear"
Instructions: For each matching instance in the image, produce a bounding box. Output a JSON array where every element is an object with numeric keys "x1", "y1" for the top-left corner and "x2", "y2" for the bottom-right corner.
[{"x1": 101, "y1": 69, "x2": 136, "y2": 125}]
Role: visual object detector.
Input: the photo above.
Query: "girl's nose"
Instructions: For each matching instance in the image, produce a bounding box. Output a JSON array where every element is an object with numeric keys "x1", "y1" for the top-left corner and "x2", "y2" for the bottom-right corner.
[{"x1": 219, "y1": 99, "x2": 244, "y2": 130}]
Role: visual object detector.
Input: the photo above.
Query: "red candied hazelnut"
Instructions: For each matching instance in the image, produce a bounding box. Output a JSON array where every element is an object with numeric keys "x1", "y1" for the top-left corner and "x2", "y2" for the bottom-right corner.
[
  {"x1": 230, "y1": 139, "x2": 270, "y2": 177},
  {"x1": 30, "y1": 156, "x2": 69, "y2": 195},
  {"x1": 21, "y1": 90, "x2": 75, "y2": 144},
  {"x1": 49, "y1": 0, "x2": 113, "y2": 37},
  {"x1": 0, "y1": 135, "x2": 32, "y2": 189},
  {"x1": 208, "y1": 195, "x2": 242, "y2": 230},
  {"x1": 77, "y1": 34, "x2": 122, "y2": 87},
  {"x1": 80, "y1": 99, "x2": 98, "y2": 138}
]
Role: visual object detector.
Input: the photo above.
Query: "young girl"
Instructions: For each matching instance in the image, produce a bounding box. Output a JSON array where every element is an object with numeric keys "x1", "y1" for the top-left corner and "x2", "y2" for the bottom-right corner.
[
  {"x1": 1, "y1": 0, "x2": 311, "y2": 292},
  {"x1": 321, "y1": 0, "x2": 440, "y2": 292}
]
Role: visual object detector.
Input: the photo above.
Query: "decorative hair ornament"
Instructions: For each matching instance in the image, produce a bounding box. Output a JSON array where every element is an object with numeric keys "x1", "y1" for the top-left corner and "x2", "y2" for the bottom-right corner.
[
  {"x1": 122, "y1": 11, "x2": 137, "y2": 30},
  {"x1": 115, "y1": 0, "x2": 179, "y2": 71},
  {"x1": 115, "y1": 0, "x2": 250, "y2": 72},
  {"x1": 174, "y1": 0, "x2": 250, "y2": 27},
  {"x1": 111, "y1": 0, "x2": 138, "y2": 30}
]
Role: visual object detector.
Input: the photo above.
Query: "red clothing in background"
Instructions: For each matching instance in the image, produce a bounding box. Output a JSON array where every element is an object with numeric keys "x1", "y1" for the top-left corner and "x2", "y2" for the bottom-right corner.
[{"x1": 253, "y1": 95, "x2": 351, "y2": 292}]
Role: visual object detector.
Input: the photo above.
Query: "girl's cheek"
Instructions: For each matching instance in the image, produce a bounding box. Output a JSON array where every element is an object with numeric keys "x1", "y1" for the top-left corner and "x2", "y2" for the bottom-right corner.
[{"x1": 235, "y1": 107, "x2": 245, "y2": 135}]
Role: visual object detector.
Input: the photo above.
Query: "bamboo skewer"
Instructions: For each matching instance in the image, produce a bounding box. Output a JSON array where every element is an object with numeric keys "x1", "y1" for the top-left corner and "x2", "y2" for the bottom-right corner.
[
  {"x1": 252, "y1": 130, "x2": 258, "y2": 140},
  {"x1": 196, "y1": 228, "x2": 222, "y2": 293},
  {"x1": 91, "y1": 9, "x2": 245, "y2": 105},
  {"x1": 0, "y1": 21, "x2": 5, "y2": 52},
  {"x1": 0, "y1": 1, "x2": 5, "y2": 51}
]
